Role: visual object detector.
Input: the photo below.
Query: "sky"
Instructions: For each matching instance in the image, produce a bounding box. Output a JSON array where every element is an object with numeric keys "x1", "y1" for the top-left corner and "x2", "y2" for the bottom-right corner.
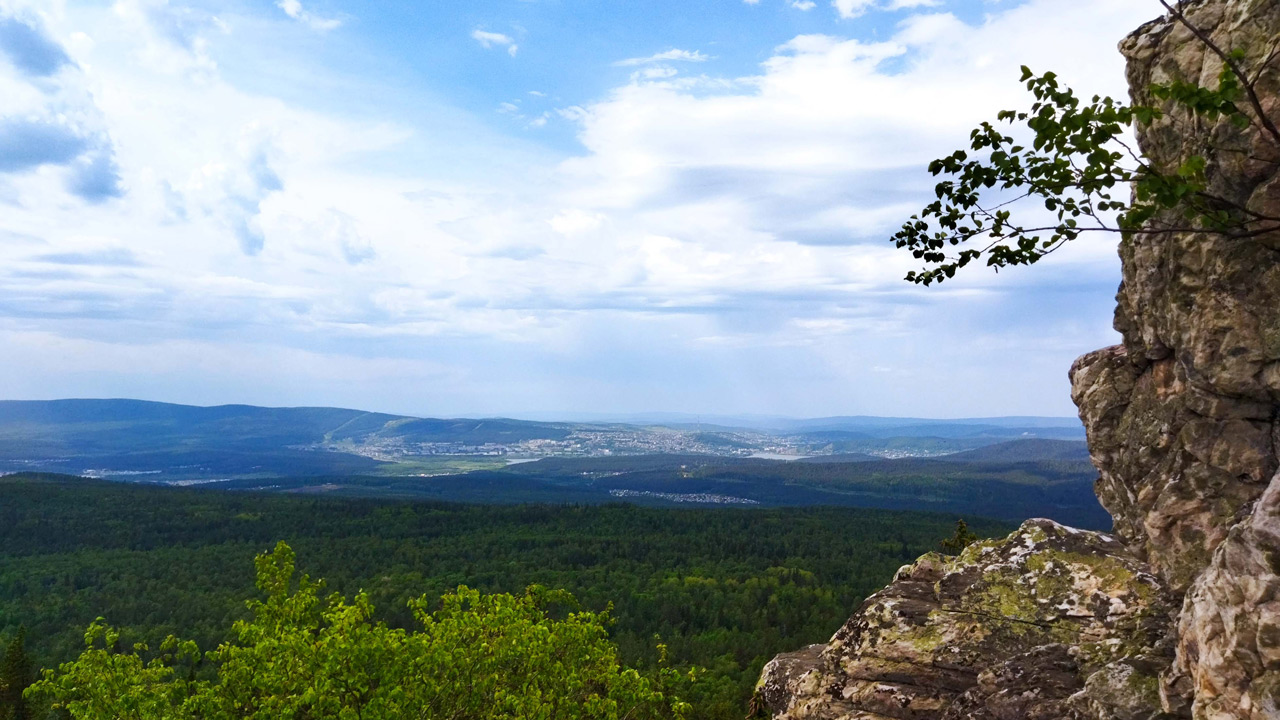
[{"x1": 0, "y1": 0, "x2": 1162, "y2": 419}]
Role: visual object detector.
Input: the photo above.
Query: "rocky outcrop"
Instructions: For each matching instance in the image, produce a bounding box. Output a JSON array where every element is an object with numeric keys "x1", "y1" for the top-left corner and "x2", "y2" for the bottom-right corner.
[
  {"x1": 1167, "y1": 476, "x2": 1280, "y2": 719},
  {"x1": 756, "y1": 520, "x2": 1177, "y2": 720},
  {"x1": 1074, "y1": 0, "x2": 1280, "y2": 597},
  {"x1": 1076, "y1": 1, "x2": 1280, "y2": 717},
  {"x1": 758, "y1": 0, "x2": 1280, "y2": 718}
]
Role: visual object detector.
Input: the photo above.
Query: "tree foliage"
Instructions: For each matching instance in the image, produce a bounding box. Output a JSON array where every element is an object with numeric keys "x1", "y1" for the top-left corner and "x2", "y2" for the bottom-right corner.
[
  {"x1": 29, "y1": 543, "x2": 692, "y2": 720},
  {"x1": 0, "y1": 475, "x2": 1008, "y2": 718},
  {"x1": 0, "y1": 628, "x2": 33, "y2": 720},
  {"x1": 939, "y1": 519, "x2": 980, "y2": 555},
  {"x1": 893, "y1": 1, "x2": 1280, "y2": 285}
]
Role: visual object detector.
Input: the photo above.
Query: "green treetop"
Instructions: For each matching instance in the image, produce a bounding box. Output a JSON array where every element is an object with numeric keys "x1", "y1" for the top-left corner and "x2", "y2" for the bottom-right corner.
[{"x1": 29, "y1": 542, "x2": 693, "y2": 720}]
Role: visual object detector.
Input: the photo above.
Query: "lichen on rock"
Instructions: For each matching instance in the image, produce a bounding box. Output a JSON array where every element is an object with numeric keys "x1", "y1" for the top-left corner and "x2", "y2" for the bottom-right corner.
[
  {"x1": 1168, "y1": 474, "x2": 1280, "y2": 720},
  {"x1": 756, "y1": 520, "x2": 1177, "y2": 719},
  {"x1": 1072, "y1": 0, "x2": 1280, "y2": 595}
]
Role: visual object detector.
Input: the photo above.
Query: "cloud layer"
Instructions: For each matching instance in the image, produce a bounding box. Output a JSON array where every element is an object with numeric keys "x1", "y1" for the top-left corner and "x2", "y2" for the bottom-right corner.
[{"x1": 0, "y1": 0, "x2": 1160, "y2": 417}]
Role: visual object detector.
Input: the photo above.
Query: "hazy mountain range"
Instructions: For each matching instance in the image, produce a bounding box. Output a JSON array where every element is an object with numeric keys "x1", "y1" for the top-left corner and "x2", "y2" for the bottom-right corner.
[{"x1": 0, "y1": 399, "x2": 1105, "y2": 528}]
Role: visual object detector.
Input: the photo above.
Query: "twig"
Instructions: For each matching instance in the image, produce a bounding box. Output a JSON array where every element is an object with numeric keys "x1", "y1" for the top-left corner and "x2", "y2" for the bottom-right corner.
[{"x1": 1158, "y1": 0, "x2": 1280, "y2": 146}]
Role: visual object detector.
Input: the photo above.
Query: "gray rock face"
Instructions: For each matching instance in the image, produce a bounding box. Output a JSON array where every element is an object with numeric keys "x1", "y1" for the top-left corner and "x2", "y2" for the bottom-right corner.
[
  {"x1": 1168, "y1": 475, "x2": 1280, "y2": 720},
  {"x1": 1075, "y1": 1, "x2": 1280, "y2": 717},
  {"x1": 756, "y1": 520, "x2": 1177, "y2": 720},
  {"x1": 755, "y1": 645, "x2": 824, "y2": 716},
  {"x1": 758, "y1": 1, "x2": 1280, "y2": 718},
  {"x1": 1073, "y1": 0, "x2": 1280, "y2": 597}
]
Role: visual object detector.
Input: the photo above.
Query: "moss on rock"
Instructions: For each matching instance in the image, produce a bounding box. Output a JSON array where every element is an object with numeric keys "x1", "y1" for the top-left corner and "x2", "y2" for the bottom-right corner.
[{"x1": 760, "y1": 519, "x2": 1176, "y2": 719}]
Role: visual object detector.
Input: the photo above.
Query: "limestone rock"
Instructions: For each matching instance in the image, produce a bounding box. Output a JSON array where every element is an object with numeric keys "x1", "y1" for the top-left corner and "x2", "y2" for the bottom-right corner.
[
  {"x1": 941, "y1": 645, "x2": 1087, "y2": 720},
  {"x1": 756, "y1": 645, "x2": 824, "y2": 717},
  {"x1": 1074, "y1": 655, "x2": 1178, "y2": 720},
  {"x1": 1168, "y1": 474, "x2": 1280, "y2": 720},
  {"x1": 1071, "y1": 0, "x2": 1280, "y2": 594},
  {"x1": 758, "y1": 520, "x2": 1177, "y2": 720}
]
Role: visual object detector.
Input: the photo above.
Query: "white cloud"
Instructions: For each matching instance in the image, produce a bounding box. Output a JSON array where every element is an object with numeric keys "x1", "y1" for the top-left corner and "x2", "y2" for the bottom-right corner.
[
  {"x1": 631, "y1": 66, "x2": 678, "y2": 81},
  {"x1": 471, "y1": 29, "x2": 518, "y2": 56},
  {"x1": 833, "y1": 0, "x2": 875, "y2": 18},
  {"x1": 276, "y1": 0, "x2": 342, "y2": 32},
  {"x1": 548, "y1": 209, "x2": 605, "y2": 236},
  {"x1": 789, "y1": 0, "x2": 817, "y2": 9},
  {"x1": 885, "y1": 0, "x2": 940, "y2": 8},
  {"x1": 833, "y1": 0, "x2": 937, "y2": 18},
  {"x1": 0, "y1": 0, "x2": 1161, "y2": 415},
  {"x1": 614, "y1": 49, "x2": 710, "y2": 66}
]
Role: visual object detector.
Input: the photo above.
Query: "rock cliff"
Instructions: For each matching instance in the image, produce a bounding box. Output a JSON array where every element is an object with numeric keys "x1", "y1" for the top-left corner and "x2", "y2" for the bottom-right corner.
[{"x1": 756, "y1": 1, "x2": 1280, "y2": 718}]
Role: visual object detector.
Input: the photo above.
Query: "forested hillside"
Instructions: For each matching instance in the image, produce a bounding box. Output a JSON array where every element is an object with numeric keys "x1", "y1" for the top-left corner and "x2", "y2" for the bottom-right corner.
[
  {"x1": 494, "y1": 446, "x2": 1108, "y2": 528},
  {"x1": 0, "y1": 473, "x2": 1007, "y2": 719}
]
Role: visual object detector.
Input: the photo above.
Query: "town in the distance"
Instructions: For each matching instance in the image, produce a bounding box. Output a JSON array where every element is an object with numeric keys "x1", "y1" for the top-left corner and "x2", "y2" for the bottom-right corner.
[{"x1": 0, "y1": 398, "x2": 1105, "y2": 530}]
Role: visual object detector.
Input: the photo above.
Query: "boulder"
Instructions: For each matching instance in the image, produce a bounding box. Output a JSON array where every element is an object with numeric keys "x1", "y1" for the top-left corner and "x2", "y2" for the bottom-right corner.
[{"x1": 757, "y1": 520, "x2": 1177, "y2": 719}]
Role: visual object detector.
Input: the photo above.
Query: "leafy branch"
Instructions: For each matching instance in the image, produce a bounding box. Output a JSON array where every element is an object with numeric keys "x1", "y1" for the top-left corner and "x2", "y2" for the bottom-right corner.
[{"x1": 893, "y1": 2, "x2": 1280, "y2": 285}]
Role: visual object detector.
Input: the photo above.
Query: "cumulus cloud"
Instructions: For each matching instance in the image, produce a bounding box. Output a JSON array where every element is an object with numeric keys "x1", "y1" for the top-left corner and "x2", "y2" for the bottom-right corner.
[
  {"x1": 0, "y1": 118, "x2": 122, "y2": 202},
  {"x1": 276, "y1": 0, "x2": 342, "y2": 32},
  {"x1": 0, "y1": 14, "x2": 72, "y2": 77},
  {"x1": 0, "y1": 0, "x2": 1162, "y2": 416},
  {"x1": 0, "y1": 12, "x2": 124, "y2": 202},
  {"x1": 118, "y1": 0, "x2": 216, "y2": 53},
  {"x1": 66, "y1": 148, "x2": 124, "y2": 202},
  {"x1": 615, "y1": 49, "x2": 710, "y2": 66},
  {"x1": 833, "y1": 0, "x2": 936, "y2": 18},
  {"x1": 472, "y1": 29, "x2": 518, "y2": 57},
  {"x1": 329, "y1": 210, "x2": 376, "y2": 265},
  {"x1": 0, "y1": 119, "x2": 88, "y2": 171},
  {"x1": 33, "y1": 247, "x2": 141, "y2": 266},
  {"x1": 832, "y1": 0, "x2": 873, "y2": 17},
  {"x1": 220, "y1": 149, "x2": 284, "y2": 255}
]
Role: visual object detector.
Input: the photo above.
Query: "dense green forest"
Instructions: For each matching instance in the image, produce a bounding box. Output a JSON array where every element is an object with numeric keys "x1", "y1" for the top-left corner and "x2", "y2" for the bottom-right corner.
[
  {"x1": 496, "y1": 449, "x2": 1108, "y2": 529},
  {"x1": 0, "y1": 473, "x2": 1008, "y2": 718},
  {"x1": 24, "y1": 544, "x2": 694, "y2": 720}
]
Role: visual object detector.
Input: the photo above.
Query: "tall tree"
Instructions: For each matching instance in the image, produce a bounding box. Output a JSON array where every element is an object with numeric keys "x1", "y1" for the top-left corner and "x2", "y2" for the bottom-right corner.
[{"x1": 0, "y1": 627, "x2": 33, "y2": 720}]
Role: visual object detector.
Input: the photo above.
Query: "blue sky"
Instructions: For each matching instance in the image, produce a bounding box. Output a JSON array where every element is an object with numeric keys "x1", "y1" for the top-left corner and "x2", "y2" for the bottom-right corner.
[{"x1": 0, "y1": 0, "x2": 1160, "y2": 418}]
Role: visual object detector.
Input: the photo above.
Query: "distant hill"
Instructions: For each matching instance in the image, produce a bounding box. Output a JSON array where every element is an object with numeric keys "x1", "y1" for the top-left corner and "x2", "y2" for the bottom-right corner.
[
  {"x1": 795, "y1": 453, "x2": 881, "y2": 464},
  {"x1": 793, "y1": 434, "x2": 991, "y2": 455},
  {"x1": 0, "y1": 399, "x2": 574, "y2": 449},
  {"x1": 465, "y1": 450, "x2": 1109, "y2": 529},
  {"x1": 0, "y1": 399, "x2": 572, "y2": 478},
  {"x1": 789, "y1": 424, "x2": 1083, "y2": 441},
  {"x1": 941, "y1": 439, "x2": 1092, "y2": 463},
  {"x1": 501, "y1": 454, "x2": 763, "y2": 477},
  {"x1": 526, "y1": 412, "x2": 1085, "y2": 433},
  {"x1": 0, "y1": 398, "x2": 387, "y2": 453},
  {"x1": 0, "y1": 400, "x2": 1104, "y2": 528}
]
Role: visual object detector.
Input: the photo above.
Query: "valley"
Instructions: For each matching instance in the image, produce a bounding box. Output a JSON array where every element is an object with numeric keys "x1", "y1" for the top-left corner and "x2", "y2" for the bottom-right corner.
[
  {"x1": 0, "y1": 471, "x2": 1011, "y2": 720},
  {"x1": 0, "y1": 399, "x2": 1104, "y2": 527}
]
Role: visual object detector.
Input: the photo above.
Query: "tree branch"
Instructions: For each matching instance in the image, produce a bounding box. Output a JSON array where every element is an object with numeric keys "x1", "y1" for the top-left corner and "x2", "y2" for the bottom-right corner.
[{"x1": 1159, "y1": 0, "x2": 1280, "y2": 147}]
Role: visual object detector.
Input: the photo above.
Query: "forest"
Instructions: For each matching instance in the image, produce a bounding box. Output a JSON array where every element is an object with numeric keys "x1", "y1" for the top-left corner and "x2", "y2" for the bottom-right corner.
[{"x1": 0, "y1": 472, "x2": 1008, "y2": 719}]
